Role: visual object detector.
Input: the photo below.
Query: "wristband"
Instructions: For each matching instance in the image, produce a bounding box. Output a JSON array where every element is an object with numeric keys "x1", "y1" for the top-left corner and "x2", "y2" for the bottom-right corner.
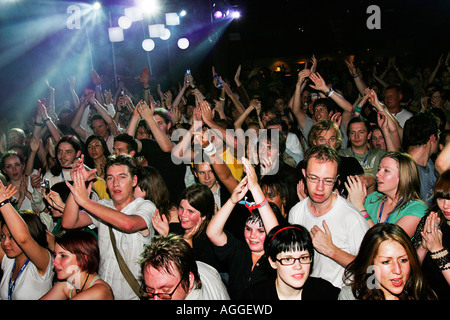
[
  {"x1": 0, "y1": 198, "x2": 11, "y2": 208},
  {"x1": 144, "y1": 87, "x2": 150, "y2": 91},
  {"x1": 219, "y1": 97, "x2": 225, "y2": 101},
  {"x1": 355, "y1": 105, "x2": 362, "y2": 114},
  {"x1": 353, "y1": 73, "x2": 360, "y2": 78},
  {"x1": 203, "y1": 142, "x2": 216, "y2": 156},
  {"x1": 95, "y1": 85, "x2": 101, "y2": 92},
  {"x1": 325, "y1": 88, "x2": 334, "y2": 98},
  {"x1": 238, "y1": 197, "x2": 268, "y2": 214}
]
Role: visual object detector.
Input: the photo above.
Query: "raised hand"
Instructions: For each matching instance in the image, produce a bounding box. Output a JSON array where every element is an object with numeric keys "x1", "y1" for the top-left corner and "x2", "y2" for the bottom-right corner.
[
  {"x1": 138, "y1": 67, "x2": 150, "y2": 86},
  {"x1": 230, "y1": 175, "x2": 248, "y2": 205},
  {"x1": 420, "y1": 211, "x2": 443, "y2": 252},
  {"x1": 344, "y1": 175, "x2": 367, "y2": 208},
  {"x1": 90, "y1": 69, "x2": 102, "y2": 86},
  {"x1": 309, "y1": 72, "x2": 328, "y2": 92},
  {"x1": 151, "y1": 209, "x2": 169, "y2": 236}
]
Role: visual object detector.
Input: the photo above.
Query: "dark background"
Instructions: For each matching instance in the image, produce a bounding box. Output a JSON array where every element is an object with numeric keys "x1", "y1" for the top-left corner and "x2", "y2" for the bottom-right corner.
[{"x1": 0, "y1": 0, "x2": 448, "y2": 121}]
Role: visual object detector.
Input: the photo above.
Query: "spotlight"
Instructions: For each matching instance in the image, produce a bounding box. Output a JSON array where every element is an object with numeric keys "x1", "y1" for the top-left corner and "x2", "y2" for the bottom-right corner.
[
  {"x1": 93, "y1": 1, "x2": 101, "y2": 10},
  {"x1": 179, "y1": 10, "x2": 187, "y2": 17},
  {"x1": 231, "y1": 11, "x2": 241, "y2": 19},
  {"x1": 142, "y1": 39, "x2": 155, "y2": 51},
  {"x1": 149, "y1": 24, "x2": 165, "y2": 38},
  {"x1": 118, "y1": 16, "x2": 132, "y2": 29},
  {"x1": 108, "y1": 27, "x2": 124, "y2": 42},
  {"x1": 166, "y1": 12, "x2": 180, "y2": 26},
  {"x1": 160, "y1": 28, "x2": 171, "y2": 40},
  {"x1": 136, "y1": 0, "x2": 159, "y2": 15},
  {"x1": 177, "y1": 38, "x2": 189, "y2": 49},
  {"x1": 214, "y1": 10, "x2": 223, "y2": 19}
]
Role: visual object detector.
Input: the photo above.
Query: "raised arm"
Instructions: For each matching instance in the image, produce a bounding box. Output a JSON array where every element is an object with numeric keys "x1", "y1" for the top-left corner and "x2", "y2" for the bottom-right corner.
[
  {"x1": 344, "y1": 57, "x2": 368, "y2": 96},
  {"x1": 242, "y1": 157, "x2": 279, "y2": 233},
  {"x1": 135, "y1": 99, "x2": 173, "y2": 152},
  {"x1": 0, "y1": 181, "x2": 50, "y2": 274},
  {"x1": 291, "y1": 69, "x2": 311, "y2": 129},
  {"x1": 206, "y1": 176, "x2": 249, "y2": 246}
]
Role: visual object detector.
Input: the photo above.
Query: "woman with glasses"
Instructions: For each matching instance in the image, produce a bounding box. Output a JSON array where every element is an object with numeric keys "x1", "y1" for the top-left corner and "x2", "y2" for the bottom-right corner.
[
  {"x1": 339, "y1": 223, "x2": 437, "y2": 300},
  {"x1": 346, "y1": 152, "x2": 428, "y2": 238},
  {"x1": 243, "y1": 224, "x2": 339, "y2": 300}
]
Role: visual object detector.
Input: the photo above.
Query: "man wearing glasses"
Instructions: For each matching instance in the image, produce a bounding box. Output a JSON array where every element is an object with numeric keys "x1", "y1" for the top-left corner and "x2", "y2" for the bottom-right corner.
[
  {"x1": 288, "y1": 145, "x2": 369, "y2": 288},
  {"x1": 140, "y1": 234, "x2": 229, "y2": 300}
]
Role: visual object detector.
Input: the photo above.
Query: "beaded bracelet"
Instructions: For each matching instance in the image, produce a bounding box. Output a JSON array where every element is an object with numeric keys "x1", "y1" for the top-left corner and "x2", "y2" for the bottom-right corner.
[{"x1": 430, "y1": 248, "x2": 448, "y2": 260}]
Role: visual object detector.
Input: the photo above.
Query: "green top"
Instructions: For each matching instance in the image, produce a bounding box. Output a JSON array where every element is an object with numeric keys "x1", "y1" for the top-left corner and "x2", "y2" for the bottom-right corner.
[{"x1": 364, "y1": 191, "x2": 427, "y2": 224}]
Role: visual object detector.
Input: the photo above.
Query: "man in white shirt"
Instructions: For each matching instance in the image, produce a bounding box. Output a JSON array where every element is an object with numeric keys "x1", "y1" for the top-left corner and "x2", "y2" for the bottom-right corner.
[
  {"x1": 288, "y1": 145, "x2": 369, "y2": 288},
  {"x1": 383, "y1": 85, "x2": 413, "y2": 127},
  {"x1": 62, "y1": 154, "x2": 156, "y2": 300}
]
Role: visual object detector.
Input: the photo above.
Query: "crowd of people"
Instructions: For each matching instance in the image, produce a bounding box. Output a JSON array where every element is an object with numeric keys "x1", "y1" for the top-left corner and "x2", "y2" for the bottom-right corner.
[{"x1": 0, "y1": 50, "x2": 449, "y2": 301}]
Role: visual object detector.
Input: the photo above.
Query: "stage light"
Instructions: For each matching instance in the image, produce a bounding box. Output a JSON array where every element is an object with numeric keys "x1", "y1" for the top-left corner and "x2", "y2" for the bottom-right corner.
[
  {"x1": 149, "y1": 24, "x2": 165, "y2": 38},
  {"x1": 166, "y1": 12, "x2": 180, "y2": 26},
  {"x1": 136, "y1": 0, "x2": 159, "y2": 15},
  {"x1": 108, "y1": 27, "x2": 124, "y2": 42},
  {"x1": 179, "y1": 10, "x2": 187, "y2": 17},
  {"x1": 177, "y1": 38, "x2": 189, "y2": 49},
  {"x1": 160, "y1": 28, "x2": 171, "y2": 40},
  {"x1": 118, "y1": 16, "x2": 132, "y2": 29},
  {"x1": 214, "y1": 10, "x2": 223, "y2": 19},
  {"x1": 93, "y1": 1, "x2": 101, "y2": 10},
  {"x1": 231, "y1": 11, "x2": 241, "y2": 19},
  {"x1": 124, "y1": 7, "x2": 143, "y2": 22},
  {"x1": 142, "y1": 39, "x2": 155, "y2": 51}
]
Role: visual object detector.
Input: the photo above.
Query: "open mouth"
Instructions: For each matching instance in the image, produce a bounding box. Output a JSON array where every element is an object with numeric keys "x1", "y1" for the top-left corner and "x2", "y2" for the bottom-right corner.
[{"x1": 390, "y1": 278, "x2": 403, "y2": 287}]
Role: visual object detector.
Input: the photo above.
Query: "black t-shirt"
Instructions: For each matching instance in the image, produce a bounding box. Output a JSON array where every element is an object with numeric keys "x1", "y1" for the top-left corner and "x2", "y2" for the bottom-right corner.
[
  {"x1": 137, "y1": 138, "x2": 186, "y2": 203},
  {"x1": 213, "y1": 230, "x2": 275, "y2": 300},
  {"x1": 242, "y1": 275, "x2": 340, "y2": 300}
]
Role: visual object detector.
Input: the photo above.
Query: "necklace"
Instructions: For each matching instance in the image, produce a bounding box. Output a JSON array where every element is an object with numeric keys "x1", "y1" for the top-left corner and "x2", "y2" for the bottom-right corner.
[{"x1": 76, "y1": 274, "x2": 90, "y2": 294}]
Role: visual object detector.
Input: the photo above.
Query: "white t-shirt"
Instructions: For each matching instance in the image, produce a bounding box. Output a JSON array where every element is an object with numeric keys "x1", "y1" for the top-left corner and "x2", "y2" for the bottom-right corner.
[
  {"x1": 88, "y1": 197, "x2": 156, "y2": 300},
  {"x1": 186, "y1": 261, "x2": 230, "y2": 300},
  {"x1": 288, "y1": 194, "x2": 369, "y2": 288},
  {"x1": 0, "y1": 251, "x2": 54, "y2": 300},
  {"x1": 392, "y1": 108, "x2": 413, "y2": 128}
]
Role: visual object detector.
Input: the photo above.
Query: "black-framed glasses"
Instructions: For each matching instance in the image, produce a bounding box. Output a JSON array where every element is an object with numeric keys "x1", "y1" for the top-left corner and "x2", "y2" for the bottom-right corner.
[
  {"x1": 306, "y1": 174, "x2": 336, "y2": 186},
  {"x1": 276, "y1": 255, "x2": 313, "y2": 266},
  {"x1": 140, "y1": 279, "x2": 182, "y2": 300}
]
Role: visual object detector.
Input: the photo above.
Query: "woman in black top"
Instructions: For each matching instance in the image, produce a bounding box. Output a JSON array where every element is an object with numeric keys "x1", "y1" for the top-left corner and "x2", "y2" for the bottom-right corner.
[{"x1": 206, "y1": 158, "x2": 281, "y2": 299}]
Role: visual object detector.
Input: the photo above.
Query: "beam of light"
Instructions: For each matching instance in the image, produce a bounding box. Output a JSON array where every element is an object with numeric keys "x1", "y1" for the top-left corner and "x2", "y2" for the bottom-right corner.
[{"x1": 92, "y1": 2, "x2": 101, "y2": 10}]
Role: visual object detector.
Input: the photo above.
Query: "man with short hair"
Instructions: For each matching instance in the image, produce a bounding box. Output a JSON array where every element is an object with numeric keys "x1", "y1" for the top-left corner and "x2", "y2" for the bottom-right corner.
[
  {"x1": 288, "y1": 145, "x2": 369, "y2": 288},
  {"x1": 140, "y1": 233, "x2": 229, "y2": 300},
  {"x1": 383, "y1": 85, "x2": 413, "y2": 127},
  {"x1": 403, "y1": 112, "x2": 440, "y2": 205},
  {"x1": 338, "y1": 116, "x2": 386, "y2": 177},
  {"x1": 62, "y1": 154, "x2": 156, "y2": 300}
]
